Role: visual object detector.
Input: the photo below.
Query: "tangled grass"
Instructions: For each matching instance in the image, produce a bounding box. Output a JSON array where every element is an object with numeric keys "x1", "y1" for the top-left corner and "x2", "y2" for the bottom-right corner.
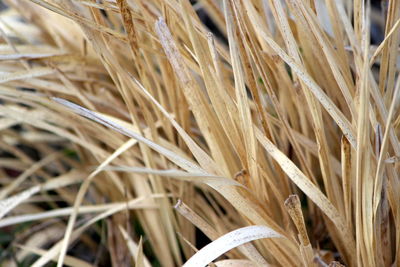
[{"x1": 0, "y1": 0, "x2": 399, "y2": 266}]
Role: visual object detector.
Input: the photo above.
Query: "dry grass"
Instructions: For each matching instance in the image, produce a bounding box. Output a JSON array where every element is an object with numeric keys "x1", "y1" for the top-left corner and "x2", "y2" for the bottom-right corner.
[{"x1": 0, "y1": 0, "x2": 399, "y2": 266}]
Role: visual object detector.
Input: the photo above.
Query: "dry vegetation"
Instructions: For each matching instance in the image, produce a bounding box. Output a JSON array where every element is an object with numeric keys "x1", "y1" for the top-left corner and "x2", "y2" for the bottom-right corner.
[{"x1": 0, "y1": 0, "x2": 399, "y2": 266}]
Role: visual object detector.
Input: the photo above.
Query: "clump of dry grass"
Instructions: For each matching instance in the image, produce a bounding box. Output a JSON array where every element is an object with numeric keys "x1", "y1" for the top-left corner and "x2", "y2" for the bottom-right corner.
[{"x1": 0, "y1": 0, "x2": 399, "y2": 266}]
